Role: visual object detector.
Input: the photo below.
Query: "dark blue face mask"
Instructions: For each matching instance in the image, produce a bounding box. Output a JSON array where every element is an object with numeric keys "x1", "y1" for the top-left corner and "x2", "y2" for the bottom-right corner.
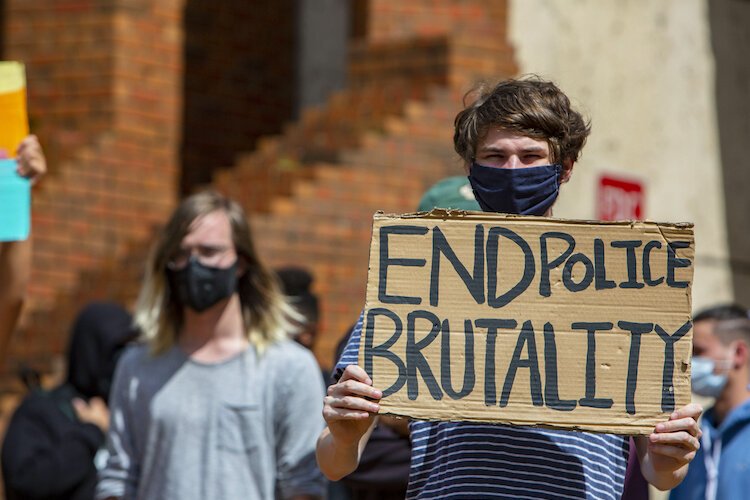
[{"x1": 468, "y1": 162, "x2": 561, "y2": 215}]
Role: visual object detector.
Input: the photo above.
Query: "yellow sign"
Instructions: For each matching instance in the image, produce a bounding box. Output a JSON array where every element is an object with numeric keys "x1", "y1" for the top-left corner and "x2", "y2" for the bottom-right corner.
[{"x1": 0, "y1": 62, "x2": 29, "y2": 157}]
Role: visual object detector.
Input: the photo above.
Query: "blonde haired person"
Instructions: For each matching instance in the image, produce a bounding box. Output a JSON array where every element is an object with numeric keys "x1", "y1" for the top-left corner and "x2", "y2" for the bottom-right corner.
[{"x1": 97, "y1": 191, "x2": 325, "y2": 500}]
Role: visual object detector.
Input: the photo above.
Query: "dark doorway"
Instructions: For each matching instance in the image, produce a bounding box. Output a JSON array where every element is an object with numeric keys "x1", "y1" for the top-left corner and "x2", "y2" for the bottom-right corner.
[
  {"x1": 180, "y1": 0, "x2": 352, "y2": 195},
  {"x1": 180, "y1": 0, "x2": 297, "y2": 195}
]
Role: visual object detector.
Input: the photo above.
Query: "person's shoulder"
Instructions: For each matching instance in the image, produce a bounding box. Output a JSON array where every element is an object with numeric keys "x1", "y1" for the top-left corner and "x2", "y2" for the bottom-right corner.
[
  {"x1": 116, "y1": 342, "x2": 162, "y2": 374},
  {"x1": 119, "y1": 342, "x2": 149, "y2": 363},
  {"x1": 7, "y1": 390, "x2": 53, "y2": 419},
  {"x1": 262, "y1": 339, "x2": 322, "y2": 380},
  {"x1": 264, "y1": 338, "x2": 316, "y2": 365}
]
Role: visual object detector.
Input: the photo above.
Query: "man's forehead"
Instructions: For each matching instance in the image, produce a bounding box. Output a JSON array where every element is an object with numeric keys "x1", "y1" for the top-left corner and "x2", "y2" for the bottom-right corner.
[
  {"x1": 478, "y1": 128, "x2": 549, "y2": 149},
  {"x1": 184, "y1": 211, "x2": 232, "y2": 242}
]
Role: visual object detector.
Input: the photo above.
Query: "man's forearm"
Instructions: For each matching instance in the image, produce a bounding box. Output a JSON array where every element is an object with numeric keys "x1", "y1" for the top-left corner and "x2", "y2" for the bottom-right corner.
[
  {"x1": 0, "y1": 239, "x2": 31, "y2": 365},
  {"x1": 315, "y1": 426, "x2": 363, "y2": 481},
  {"x1": 315, "y1": 419, "x2": 378, "y2": 481}
]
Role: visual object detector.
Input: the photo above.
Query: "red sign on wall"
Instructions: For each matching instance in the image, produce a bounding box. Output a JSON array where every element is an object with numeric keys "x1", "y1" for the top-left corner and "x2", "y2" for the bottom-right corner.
[{"x1": 597, "y1": 175, "x2": 644, "y2": 221}]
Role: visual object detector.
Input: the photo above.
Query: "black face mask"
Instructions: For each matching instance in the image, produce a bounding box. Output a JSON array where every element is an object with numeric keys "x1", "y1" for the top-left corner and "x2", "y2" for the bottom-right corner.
[{"x1": 168, "y1": 257, "x2": 239, "y2": 312}]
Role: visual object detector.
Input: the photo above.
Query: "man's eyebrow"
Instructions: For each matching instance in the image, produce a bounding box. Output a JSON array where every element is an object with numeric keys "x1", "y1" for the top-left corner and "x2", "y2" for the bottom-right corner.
[
  {"x1": 477, "y1": 146, "x2": 506, "y2": 153},
  {"x1": 477, "y1": 145, "x2": 546, "y2": 153}
]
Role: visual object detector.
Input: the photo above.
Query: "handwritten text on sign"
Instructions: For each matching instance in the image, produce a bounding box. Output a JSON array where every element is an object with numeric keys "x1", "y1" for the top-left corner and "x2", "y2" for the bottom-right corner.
[{"x1": 359, "y1": 211, "x2": 694, "y2": 434}]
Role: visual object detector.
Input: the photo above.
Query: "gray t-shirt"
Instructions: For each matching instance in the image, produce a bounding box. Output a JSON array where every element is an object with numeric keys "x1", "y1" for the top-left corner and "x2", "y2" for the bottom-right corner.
[{"x1": 96, "y1": 339, "x2": 326, "y2": 499}]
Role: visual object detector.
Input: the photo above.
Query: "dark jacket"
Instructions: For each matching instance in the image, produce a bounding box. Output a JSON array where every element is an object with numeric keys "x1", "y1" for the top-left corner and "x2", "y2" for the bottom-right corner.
[{"x1": 2, "y1": 302, "x2": 135, "y2": 500}]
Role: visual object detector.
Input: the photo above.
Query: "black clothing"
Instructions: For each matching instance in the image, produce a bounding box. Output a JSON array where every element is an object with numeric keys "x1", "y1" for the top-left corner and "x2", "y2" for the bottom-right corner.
[
  {"x1": 2, "y1": 385, "x2": 104, "y2": 500},
  {"x1": 2, "y1": 302, "x2": 136, "y2": 500}
]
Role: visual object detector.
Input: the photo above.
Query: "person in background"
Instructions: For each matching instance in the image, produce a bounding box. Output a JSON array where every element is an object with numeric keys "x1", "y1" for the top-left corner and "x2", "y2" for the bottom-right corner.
[
  {"x1": 276, "y1": 266, "x2": 320, "y2": 351},
  {"x1": 416, "y1": 175, "x2": 480, "y2": 212},
  {"x1": 316, "y1": 76, "x2": 702, "y2": 499},
  {"x1": 96, "y1": 191, "x2": 325, "y2": 500},
  {"x1": 669, "y1": 303, "x2": 750, "y2": 500},
  {"x1": 1, "y1": 302, "x2": 136, "y2": 500},
  {"x1": 0, "y1": 135, "x2": 46, "y2": 366}
]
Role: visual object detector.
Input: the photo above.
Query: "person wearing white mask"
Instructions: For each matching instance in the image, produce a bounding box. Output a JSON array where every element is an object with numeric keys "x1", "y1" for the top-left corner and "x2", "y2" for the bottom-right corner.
[{"x1": 670, "y1": 304, "x2": 750, "y2": 500}]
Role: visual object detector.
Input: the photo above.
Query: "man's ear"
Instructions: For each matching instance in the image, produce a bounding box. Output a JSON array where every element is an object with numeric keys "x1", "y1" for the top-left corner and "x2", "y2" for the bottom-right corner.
[
  {"x1": 560, "y1": 159, "x2": 575, "y2": 183},
  {"x1": 236, "y1": 255, "x2": 248, "y2": 277},
  {"x1": 733, "y1": 340, "x2": 748, "y2": 369}
]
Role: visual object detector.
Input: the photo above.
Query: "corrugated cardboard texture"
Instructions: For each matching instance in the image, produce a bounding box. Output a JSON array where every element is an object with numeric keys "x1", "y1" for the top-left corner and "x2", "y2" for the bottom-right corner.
[{"x1": 359, "y1": 209, "x2": 695, "y2": 435}]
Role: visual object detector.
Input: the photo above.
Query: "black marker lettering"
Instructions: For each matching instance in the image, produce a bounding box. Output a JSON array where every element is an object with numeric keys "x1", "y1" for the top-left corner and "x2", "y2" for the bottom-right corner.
[
  {"x1": 643, "y1": 240, "x2": 664, "y2": 286},
  {"x1": 475, "y1": 318, "x2": 517, "y2": 406},
  {"x1": 440, "y1": 319, "x2": 476, "y2": 399},
  {"x1": 543, "y1": 322, "x2": 576, "y2": 411},
  {"x1": 618, "y1": 321, "x2": 654, "y2": 415},
  {"x1": 500, "y1": 320, "x2": 543, "y2": 408},
  {"x1": 611, "y1": 240, "x2": 645, "y2": 289},
  {"x1": 379, "y1": 225, "x2": 428, "y2": 304},
  {"x1": 539, "y1": 232, "x2": 575, "y2": 297},
  {"x1": 594, "y1": 238, "x2": 616, "y2": 290},
  {"x1": 406, "y1": 310, "x2": 443, "y2": 401},
  {"x1": 486, "y1": 227, "x2": 534, "y2": 308},
  {"x1": 572, "y1": 322, "x2": 614, "y2": 409},
  {"x1": 667, "y1": 241, "x2": 691, "y2": 288},
  {"x1": 654, "y1": 321, "x2": 692, "y2": 412},
  {"x1": 363, "y1": 308, "x2": 406, "y2": 397},
  {"x1": 431, "y1": 225, "x2": 485, "y2": 307}
]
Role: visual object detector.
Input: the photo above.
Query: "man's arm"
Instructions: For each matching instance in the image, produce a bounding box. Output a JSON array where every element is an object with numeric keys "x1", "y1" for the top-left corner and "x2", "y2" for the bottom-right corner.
[
  {"x1": 635, "y1": 403, "x2": 702, "y2": 490},
  {"x1": 0, "y1": 135, "x2": 46, "y2": 365},
  {"x1": 0, "y1": 239, "x2": 31, "y2": 364},
  {"x1": 315, "y1": 364, "x2": 382, "y2": 480}
]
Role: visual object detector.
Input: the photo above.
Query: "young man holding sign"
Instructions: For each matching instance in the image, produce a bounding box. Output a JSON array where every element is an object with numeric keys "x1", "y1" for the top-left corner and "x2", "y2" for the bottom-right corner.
[{"x1": 317, "y1": 77, "x2": 702, "y2": 498}]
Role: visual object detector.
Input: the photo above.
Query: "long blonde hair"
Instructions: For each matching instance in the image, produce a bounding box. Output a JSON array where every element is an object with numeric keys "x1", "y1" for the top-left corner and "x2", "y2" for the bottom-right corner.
[{"x1": 134, "y1": 191, "x2": 298, "y2": 355}]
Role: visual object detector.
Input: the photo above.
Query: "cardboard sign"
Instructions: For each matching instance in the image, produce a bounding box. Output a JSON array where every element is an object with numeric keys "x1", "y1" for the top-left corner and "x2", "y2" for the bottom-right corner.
[
  {"x1": 0, "y1": 61, "x2": 29, "y2": 157},
  {"x1": 359, "y1": 210, "x2": 694, "y2": 435}
]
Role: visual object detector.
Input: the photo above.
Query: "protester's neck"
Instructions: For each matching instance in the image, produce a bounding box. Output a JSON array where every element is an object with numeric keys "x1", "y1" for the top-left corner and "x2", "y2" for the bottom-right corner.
[
  {"x1": 714, "y1": 374, "x2": 750, "y2": 426},
  {"x1": 178, "y1": 294, "x2": 248, "y2": 362}
]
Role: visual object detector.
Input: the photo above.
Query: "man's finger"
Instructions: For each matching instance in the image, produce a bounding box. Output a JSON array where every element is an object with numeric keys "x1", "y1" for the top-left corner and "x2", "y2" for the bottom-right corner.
[{"x1": 648, "y1": 443, "x2": 696, "y2": 463}]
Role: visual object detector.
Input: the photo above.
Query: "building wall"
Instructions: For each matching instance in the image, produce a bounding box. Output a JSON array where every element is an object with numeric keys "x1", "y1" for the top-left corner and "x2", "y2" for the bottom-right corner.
[
  {"x1": 508, "y1": 0, "x2": 734, "y2": 311},
  {"x1": 3, "y1": 0, "x2": 183, "y2": 365},
  {"x1": 181, "y1": 0, "x2": 296, "y2": 194},
  {"x1": 297, "y1": 0, "x2": 349, "y2": 114},
  {"x1": 709, "y1": 0, "x2": 750, "y2": 307}
]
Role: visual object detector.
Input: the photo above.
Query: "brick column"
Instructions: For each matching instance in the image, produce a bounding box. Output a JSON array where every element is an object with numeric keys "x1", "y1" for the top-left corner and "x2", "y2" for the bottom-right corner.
[{"x1": 3, "y1": 0, "x2": 183, "y2": 360}]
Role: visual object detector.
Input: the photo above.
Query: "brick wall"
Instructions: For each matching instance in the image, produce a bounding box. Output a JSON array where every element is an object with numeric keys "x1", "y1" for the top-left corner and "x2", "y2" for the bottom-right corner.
[
  {"x1": 2, "y1": 0, "x2": 516, "y2": 380},
  {"x1": 0, "y1": 0, "x2": 5, "y2": 58},
  {"x1": 367, "y1": 0, "x2": 502, "y2": 42},
  {"x1": 4, "y1": 0, "x2": 183, "y2": 369},
  {"x1": 0, "y1": 3, "x2": 519, "y2": 493},
  {"x1": 181, "y1": 0, "x2": 296, "y2": 194},
  {"x1": 358, "y1": 0, "x2": 516, "y2": 90}
]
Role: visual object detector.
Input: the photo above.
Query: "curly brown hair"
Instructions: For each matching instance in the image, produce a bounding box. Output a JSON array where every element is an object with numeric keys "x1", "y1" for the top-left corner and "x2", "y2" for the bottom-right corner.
[{"x1": 454, "y1": 76, "x2": 591, "y2": 166}]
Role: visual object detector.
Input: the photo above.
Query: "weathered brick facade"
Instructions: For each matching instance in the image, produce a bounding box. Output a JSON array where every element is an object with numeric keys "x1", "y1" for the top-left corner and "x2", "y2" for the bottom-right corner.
[{"x1": 1, "y1": 0, "x2": 515, "y2": 403}]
